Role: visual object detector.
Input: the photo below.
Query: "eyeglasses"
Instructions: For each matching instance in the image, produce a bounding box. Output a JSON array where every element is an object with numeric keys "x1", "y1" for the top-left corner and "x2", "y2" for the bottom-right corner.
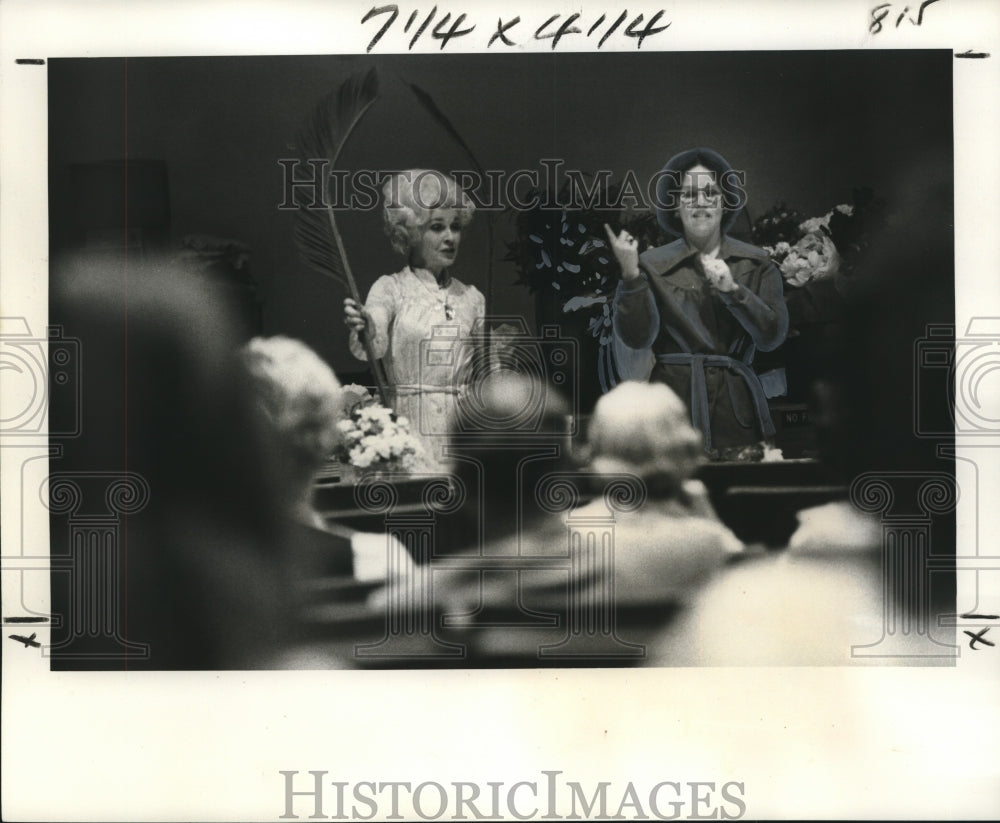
[{"x1": 679, "y1": 188, "x2": 722, "y2": 205}]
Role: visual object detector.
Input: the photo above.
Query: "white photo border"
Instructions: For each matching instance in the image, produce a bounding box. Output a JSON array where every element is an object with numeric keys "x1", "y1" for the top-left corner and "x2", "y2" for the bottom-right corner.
[{"x1": 2, "y1": 0, "x2": 999, "y2": 820}]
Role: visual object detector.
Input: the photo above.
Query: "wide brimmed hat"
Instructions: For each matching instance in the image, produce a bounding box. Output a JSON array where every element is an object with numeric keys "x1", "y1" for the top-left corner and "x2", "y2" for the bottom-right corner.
[{"x1": 655, "y1": 147, "x2": 746, "y2": 237}]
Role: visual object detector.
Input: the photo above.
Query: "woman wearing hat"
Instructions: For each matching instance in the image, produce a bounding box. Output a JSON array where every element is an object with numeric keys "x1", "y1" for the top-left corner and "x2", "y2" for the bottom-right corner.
[{"x1": 605, "y1": 148, "x2": 788, "y2": 460}]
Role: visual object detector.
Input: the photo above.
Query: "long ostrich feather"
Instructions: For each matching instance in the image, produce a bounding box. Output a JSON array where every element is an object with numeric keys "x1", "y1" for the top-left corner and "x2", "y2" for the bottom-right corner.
[{"x1": 291, "y1": 68, "x2": 389, "y2": 399}]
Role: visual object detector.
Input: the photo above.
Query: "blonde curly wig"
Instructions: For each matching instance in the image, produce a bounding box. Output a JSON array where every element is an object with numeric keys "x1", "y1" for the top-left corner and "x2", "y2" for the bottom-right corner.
[{"x1": 382, "y1": 169, "x2": 475, "y2": 255}]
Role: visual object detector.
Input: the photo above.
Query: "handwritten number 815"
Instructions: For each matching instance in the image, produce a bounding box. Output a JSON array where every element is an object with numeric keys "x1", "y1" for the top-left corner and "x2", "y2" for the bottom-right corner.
[{"x1": 870, "y1": 0, "x2": 943, "y2": 35}]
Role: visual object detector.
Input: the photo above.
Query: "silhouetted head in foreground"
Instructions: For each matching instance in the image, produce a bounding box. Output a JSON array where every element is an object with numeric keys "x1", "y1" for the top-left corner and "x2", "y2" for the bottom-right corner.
[
  {"x1": 587, "y1": 380, "x2": 703, "y2": 499},
  {"x1": 242, "y1": 335, "x2": 344, "y2": 524},
  {"x1": 447, "y1": 369, "x2": 571, "y2": 540},
  {"x1": 51, "y1": 255, "x2": 289, "y2": 669}
]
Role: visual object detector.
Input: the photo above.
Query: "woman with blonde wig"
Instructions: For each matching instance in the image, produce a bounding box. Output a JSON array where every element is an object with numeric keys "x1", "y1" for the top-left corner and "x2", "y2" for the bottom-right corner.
[{"x1": 343, "y1": 169, "x2": 485, "y2": 469}]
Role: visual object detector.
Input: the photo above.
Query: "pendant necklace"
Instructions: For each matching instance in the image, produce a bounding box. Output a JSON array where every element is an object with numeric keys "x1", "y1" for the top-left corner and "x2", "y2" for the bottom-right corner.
[{"x1": 413, "y1": 268, "x2": 455, "y2": 320}]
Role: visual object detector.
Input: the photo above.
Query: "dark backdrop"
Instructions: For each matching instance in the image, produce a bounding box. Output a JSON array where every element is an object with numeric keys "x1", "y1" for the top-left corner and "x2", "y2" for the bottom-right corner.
[
  {"x1": 46, "y1": 49, "x2": 957, "y2": 668},
  {"x1": 48, "y1": 50, "x2": 953, "y2": 378}
]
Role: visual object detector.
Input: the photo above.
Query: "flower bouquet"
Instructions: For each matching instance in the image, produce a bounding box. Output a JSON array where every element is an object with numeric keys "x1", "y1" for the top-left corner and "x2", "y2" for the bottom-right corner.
[
  {"x1": 332, "y1": 384, "x2": 425, "y2": 481},
  {"x1": 754, "y1": 205, "x2": 850, "y2": 287},
  {"x1": 749, "y1": 189, "x2": 884, "y2": 403},
  {"x1": 752, "y1": 188, "x2": 883, "y2": 289},
  {"x1": 771, "y1": 231, "x2": 841, "y2": 287}
]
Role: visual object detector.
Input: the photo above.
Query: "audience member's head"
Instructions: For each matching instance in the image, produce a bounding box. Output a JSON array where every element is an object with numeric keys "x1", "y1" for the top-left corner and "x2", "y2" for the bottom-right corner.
[
  {"x1": 587, "y1": 380, "x2": 702, "y2": 497},
  {"x1": 242, "y1": 335, "x2": 343, "y2": 519},
  {"x1": 50, "y1": 255, "x2": 289, "y2": 669},
  {"x1": 447, "y1": 369, "x2": 571, "y2": 538}
]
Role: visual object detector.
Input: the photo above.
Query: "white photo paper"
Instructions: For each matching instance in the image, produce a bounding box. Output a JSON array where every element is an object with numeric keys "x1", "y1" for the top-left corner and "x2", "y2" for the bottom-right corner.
[{"x1": 2, "y1": 0, "x2": 999, "y2": 819}]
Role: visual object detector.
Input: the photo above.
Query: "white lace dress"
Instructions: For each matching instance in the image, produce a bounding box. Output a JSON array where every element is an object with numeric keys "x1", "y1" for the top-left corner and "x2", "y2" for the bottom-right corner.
[{"x1": 349, "y1": 266, "x2": 486, "y2": 469}]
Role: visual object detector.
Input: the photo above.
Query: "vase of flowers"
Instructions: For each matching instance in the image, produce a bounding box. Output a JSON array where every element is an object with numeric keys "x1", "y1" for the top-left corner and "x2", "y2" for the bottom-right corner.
[
  {"x1": 752, "y1": 189, "x2": 883, "y2": 295},
  {"x1": 332, "y1": 384, "x2": 425, "y2": 483},
  {"x1": 749, "y1": 189, "x2": 884, "y2": 401},
  {"x1": 773, "y1": 230, "x2": 841, "y2": 287}
]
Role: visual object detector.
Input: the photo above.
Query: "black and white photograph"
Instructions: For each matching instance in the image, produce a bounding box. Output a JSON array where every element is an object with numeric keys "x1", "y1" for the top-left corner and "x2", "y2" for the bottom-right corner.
[
  {"x1": 40, "y1": 48, "x2": 958, "y2": 671},
  {"x1": 2, "y1": 0, "x2": 998, "y2": 820}
]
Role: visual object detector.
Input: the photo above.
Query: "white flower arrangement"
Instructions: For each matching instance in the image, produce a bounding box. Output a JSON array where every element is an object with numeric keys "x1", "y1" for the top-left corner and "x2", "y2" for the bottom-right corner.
[
  {"x1": 761, "y1": 204, "x2": 851, "y2": 287},
  {"x1": 775, "y1": 231, "x2": 841, "y2": 287},
  {"x1": 333, "y1": 385, "x2": 425, "y2": 472}
]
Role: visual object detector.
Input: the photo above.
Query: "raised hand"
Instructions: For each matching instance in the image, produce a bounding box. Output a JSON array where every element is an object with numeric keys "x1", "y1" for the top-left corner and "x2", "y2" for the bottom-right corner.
[{"x1": 603, "y1": 223, "x2": 641, "y2": 281}]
